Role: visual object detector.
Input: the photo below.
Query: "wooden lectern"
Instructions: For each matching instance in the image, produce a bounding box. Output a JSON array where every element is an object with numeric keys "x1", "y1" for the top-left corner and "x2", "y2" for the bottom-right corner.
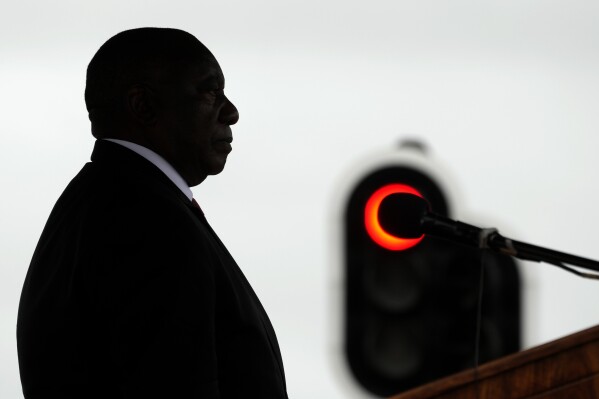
[{"x1": 389, "y1": 324, "x2": 599, "y2": 399}]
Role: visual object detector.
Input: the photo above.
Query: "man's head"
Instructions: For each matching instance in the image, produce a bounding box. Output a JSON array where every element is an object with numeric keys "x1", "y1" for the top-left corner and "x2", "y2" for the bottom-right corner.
[{"x1": 85, "y1": 27, "x2": 239, "y2": 186}]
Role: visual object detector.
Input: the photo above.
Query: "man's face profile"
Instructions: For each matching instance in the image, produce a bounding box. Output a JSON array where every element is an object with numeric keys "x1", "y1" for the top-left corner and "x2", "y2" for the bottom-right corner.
[
  {"x1": 153, "y1": 56, "x2": 240, "y2": 186},
  {"x1": 85, "y1": 28, "x2": 240, "y2": 187}
]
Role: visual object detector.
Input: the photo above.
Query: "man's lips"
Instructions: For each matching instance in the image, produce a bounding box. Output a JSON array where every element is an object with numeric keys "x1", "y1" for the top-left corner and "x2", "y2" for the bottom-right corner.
[{"x1": 213, "y1": 137, "x2": 233, "y2": 153}]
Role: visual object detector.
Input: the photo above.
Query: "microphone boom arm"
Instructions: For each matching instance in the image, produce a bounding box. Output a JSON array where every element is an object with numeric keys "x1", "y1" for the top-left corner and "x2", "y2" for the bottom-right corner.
[
  {"x1": 487, "y1": 232, "x2": 599, "y2": 275},
  {"x1": 421, "y1": 214, "x2": 599, "y2": 277}
]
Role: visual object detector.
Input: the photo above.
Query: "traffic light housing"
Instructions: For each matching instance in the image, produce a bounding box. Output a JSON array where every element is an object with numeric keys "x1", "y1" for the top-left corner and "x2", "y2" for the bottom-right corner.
[{"x1": 340, "y1": 146, "x2": 521, "y2": 397}]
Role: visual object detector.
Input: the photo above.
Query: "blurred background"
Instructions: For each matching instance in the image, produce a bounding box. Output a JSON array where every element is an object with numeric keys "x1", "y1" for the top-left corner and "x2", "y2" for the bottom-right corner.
[{"x1": 2, "y1": 0, "x2": 599, "y2": 397}]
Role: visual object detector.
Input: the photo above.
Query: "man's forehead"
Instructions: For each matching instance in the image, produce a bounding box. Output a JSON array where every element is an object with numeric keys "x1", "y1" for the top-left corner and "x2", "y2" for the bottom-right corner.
[
  {"x1": 184, "y1": 57, "x2": 224, "y2": 84},
  {"x1": 148, "y1": 54, "x2": 223, "y2": 85}
]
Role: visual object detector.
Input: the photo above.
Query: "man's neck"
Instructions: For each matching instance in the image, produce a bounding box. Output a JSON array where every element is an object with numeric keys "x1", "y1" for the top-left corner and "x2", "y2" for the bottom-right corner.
[{"x1": 103, "y1": 138, "x2": 193, "y2": 201}]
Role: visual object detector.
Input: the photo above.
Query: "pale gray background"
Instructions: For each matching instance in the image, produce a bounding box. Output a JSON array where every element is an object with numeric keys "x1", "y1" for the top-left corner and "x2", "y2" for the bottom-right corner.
[{"x1": 3, "y1": 0, "x2": 599, "y2": 397}]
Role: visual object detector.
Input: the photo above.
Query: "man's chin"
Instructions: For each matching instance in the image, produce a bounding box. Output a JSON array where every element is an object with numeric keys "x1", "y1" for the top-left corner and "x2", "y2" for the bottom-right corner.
[
  {"x1": 183, "y1": 157, "x2": 227, "y2": 186},
  {"x1": 186, "y1": 174, "x2": 208, "y2": 187},
  {"x1": 200, "y1": 160, "x2": 227, "y2": 180},
  {"x1": 207, "y1": 156, "x2": 227, "y2": 175}
]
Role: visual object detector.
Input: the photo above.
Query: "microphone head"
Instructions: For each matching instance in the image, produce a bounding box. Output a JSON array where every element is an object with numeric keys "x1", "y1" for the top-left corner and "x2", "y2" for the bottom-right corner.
[{"x1": 378, "y1": 193, "x2": 430, "y2": 238}]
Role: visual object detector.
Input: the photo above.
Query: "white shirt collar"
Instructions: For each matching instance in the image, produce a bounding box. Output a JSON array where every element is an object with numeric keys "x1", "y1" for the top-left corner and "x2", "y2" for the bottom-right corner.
[{"x1": 104, "y1": 138, "x2": 193, "y2": 202}]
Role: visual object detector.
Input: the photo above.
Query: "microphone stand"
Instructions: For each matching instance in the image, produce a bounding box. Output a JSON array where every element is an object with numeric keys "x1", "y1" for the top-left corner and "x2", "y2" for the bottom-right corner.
[
  {"x1": 421, "y1": 213, "x2": 599, "y2": 279},
  {"x1": 486, "y1": 232, "x2": 599, "y2": 278}
]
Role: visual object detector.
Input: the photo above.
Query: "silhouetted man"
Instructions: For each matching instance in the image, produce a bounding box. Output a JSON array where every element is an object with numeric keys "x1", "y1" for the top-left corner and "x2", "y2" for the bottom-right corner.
[{"x1": 17, "y1": 28, "x2": 288, "y2": 399}]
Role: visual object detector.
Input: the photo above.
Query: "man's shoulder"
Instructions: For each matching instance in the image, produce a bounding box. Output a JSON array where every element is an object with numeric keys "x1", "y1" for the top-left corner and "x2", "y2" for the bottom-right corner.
[{"x1": 50, "y1": 157, "x2": 193, "y2": 235}]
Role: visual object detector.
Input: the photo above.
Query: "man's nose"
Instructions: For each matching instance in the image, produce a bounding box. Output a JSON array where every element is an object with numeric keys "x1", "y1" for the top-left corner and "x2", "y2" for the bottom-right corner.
[{"x1": 220, "y1": 96, "x2": 239, "y2": 125}]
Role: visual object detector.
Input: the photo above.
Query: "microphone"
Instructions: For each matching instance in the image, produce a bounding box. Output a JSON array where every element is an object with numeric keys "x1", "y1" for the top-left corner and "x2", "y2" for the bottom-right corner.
[
  {"x1": 378, "y1": 193, "x2": 488, "y2": 248},
  {"x1": 378, "y1": 193, "x2": 599, "y2": 278}
]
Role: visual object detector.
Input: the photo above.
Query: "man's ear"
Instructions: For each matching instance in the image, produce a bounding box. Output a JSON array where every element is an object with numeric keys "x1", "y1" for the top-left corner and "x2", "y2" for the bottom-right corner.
[{"x1": 126, "y1": 84, "x2": 157, "y2": 126}]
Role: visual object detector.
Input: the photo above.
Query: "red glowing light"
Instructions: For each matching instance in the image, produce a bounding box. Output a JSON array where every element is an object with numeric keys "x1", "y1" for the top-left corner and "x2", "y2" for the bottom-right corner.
[{"x1": 364, "y1": 184, "x2": 425, "y2": 251}]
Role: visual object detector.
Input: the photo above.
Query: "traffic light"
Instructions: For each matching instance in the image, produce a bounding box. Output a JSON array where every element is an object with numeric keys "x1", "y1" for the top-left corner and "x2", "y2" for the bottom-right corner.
[{"x1": 339, "y1": 144, "x2": 521, "y2": 397}]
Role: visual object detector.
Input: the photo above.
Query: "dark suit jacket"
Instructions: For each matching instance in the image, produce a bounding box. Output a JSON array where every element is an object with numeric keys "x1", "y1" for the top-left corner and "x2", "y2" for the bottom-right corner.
[{"x1": 17, "y1": 140, "x2": 288, "y2": 398}]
